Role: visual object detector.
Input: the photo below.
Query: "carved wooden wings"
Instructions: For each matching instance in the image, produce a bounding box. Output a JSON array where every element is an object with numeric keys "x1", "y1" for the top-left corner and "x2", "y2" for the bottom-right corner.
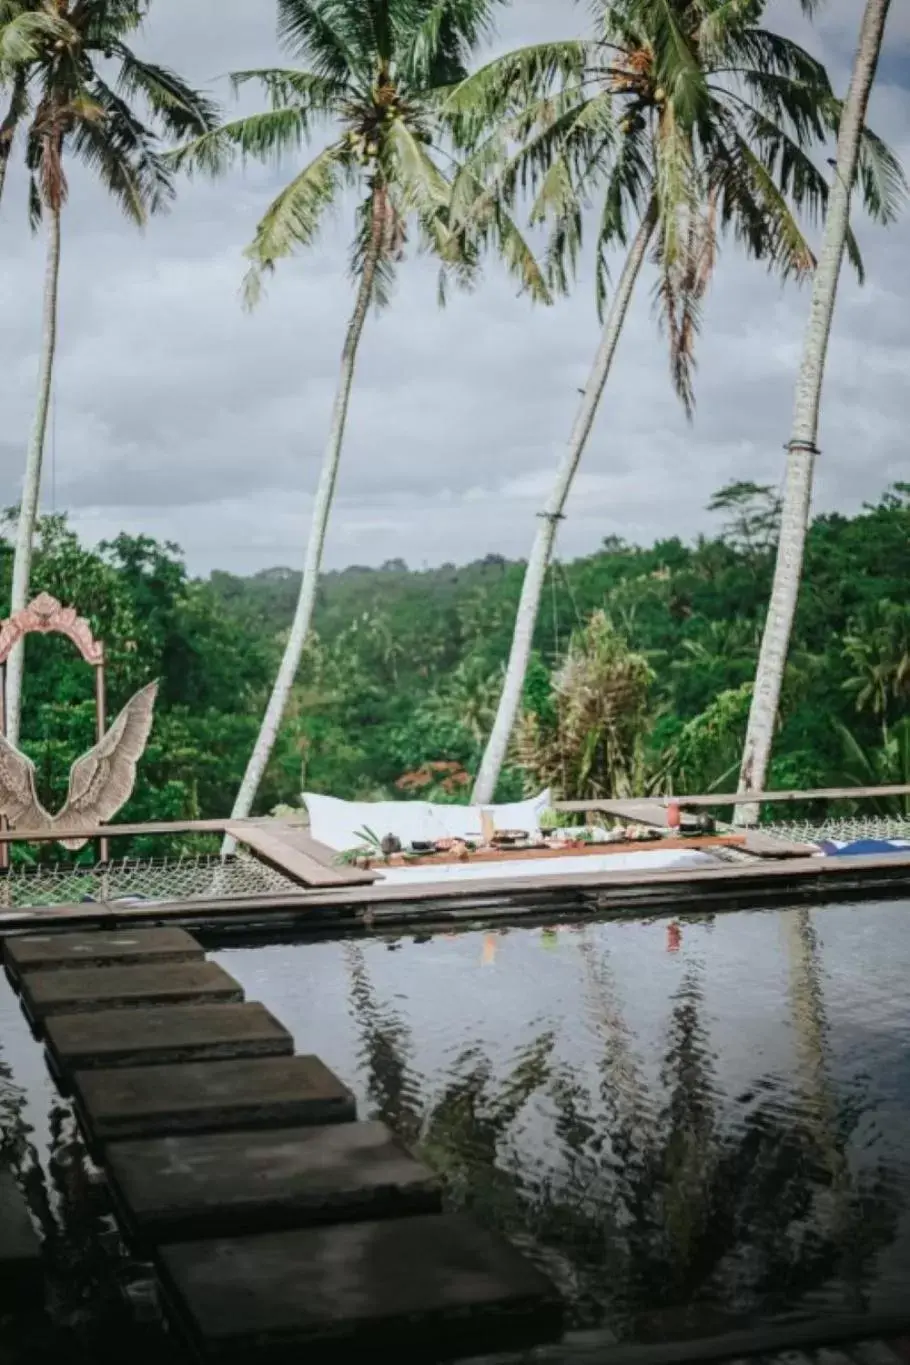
[{"x1": 0, "y1": 681, "x2": 158, "y2": 850}]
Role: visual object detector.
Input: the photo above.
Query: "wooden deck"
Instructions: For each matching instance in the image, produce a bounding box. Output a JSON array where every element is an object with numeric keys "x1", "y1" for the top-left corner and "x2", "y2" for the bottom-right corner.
[
  {"x1": 2, "y1": 845, "x2": 910, "y2": 941},
  {"x1": 0, "y1": 784, "x2": 901, "y2": 940}
]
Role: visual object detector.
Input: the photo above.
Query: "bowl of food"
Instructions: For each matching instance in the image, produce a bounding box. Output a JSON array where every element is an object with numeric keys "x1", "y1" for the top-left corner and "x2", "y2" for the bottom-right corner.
[{"x1": 491, "y1": 829, "x2": 528, "y2": 846}]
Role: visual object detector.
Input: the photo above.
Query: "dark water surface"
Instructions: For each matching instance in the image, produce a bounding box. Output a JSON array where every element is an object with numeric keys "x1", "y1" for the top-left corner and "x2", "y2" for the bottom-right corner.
[{"x1": 3, "y1": 900, "x2": 910, "y2": 1355}]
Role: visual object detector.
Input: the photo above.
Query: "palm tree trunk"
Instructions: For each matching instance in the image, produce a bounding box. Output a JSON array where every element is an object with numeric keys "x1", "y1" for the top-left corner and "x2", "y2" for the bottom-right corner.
[
  {"x1": 472, "y1": 205, "x2": 657, "y2": 806},
  {"x1": 735, "y1": 0, "x2": 892, "y2": 826},
  {"x1": 223, "y1": 226, "x2": 380, "y2": 846},
  {"x1": 6, "y1": 205, "x2": 62, "y2": 748}
]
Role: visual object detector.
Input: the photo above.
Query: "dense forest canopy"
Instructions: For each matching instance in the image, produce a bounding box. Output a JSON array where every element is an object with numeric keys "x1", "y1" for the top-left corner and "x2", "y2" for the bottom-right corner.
[{"x1": 5, "y1": 481, "x2": 909, "y2": 840}]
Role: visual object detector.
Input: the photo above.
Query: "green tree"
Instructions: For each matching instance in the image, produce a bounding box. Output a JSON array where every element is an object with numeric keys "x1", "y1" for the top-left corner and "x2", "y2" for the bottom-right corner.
[
  {"x1": 173, "y1": 0, "x2": 546, "y2": 833},
  {"x1": 738, "y1": 0, "x2": 905, "y2": 817},
  {"x1": 2, "y1": 0, "x2": 216, "y2": 747},
  {"x1": 457, "y1": 0, "x2": 899, "y2": 803},
  {"x1": 515, "y1": 611, "x2": 653, "y2": 800}
]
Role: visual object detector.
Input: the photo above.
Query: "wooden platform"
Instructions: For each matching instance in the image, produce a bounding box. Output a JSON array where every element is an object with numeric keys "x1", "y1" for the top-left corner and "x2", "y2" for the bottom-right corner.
[
  {"x1": 74, "y1": 1055, "x2": 357, "y2": 1142},
  {"x1": 225, "y1": 820, "x2": 379, "y2": 887},
  {"x1": 44, "y1": 1001, "x2": 293, "y2": 1077},
  {"x1": 105, "y1": 1121, "x2": 441, "y2": 1242},
  {"x1": 2, "y1": 926, "x2": 203, "y2": 982},
  {"x1": 21, "y1": 961, "x2": 243, "y2": 1024},
  {"x1": 0, "y1": 1168, "x2": 43, "y2": 1311},
  {"x1": 156, "y1": 1215, "x2": 564, "y2": 1362}
]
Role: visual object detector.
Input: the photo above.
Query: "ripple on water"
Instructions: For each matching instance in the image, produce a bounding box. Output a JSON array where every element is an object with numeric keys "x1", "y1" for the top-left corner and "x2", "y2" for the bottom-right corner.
[{"x1": 215, "y1": 905, "x2": 910, "y2": 1338}]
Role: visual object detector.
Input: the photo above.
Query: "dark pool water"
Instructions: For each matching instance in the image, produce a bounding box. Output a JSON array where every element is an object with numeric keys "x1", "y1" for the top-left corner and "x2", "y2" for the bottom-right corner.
[{"x1": 3, "y1": 900, "x2": 910, "y2": 1354}]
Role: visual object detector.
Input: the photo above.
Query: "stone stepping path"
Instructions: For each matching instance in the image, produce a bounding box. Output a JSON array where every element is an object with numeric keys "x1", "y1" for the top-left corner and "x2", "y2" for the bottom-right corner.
[
  {"x1": 3, "y1": 926, "x2": 203, "y2": 983},
  {"x1": 3, "y1": 925, "x2": 564, "y2": 1360},
  {"x1": 21, "y1": 960, "x2": 242, "y2": 1024},
  {"x1": 104, "y1": 1119, "x2": 441, "y2": 1243},
  {"x1": 45, "y1": 1001, "x2": 293, "y2": 1078},
  {"x1": 73, "y1": 1054, "x2": 356, "y2": 1142},
  {"x1": 156, "y1": 1214, "x2": 564, "y2": 1362}
]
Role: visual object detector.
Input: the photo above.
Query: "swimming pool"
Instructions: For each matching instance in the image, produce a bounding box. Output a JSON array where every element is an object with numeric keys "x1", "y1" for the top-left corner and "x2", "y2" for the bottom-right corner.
[{"x1": 3, "y1": 899, "x2": 910, "y2": 1354}]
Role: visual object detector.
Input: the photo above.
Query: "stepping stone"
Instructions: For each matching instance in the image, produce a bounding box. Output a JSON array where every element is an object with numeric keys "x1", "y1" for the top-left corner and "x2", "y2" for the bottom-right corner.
[
  {"x1": 105, "y1": 1120, "x2": 441, "y2": 1242},
  {"x1": 21, "y1": 961, "x2": 243, "y2": 1025},
  {"x1": 0, "y1": 1168, "x2": 43, "y2": 1311},
  {"x1": 45, "y1": 1002, "x2": 293, "y2": 1079},
  {"x1": 75, "y1": 1055, "x2": 357, "y2": 1143},
  {"x1": 157, "y1": 1213, "x2": 564, "y2": 1362},
  {"x1": 3, "y1": 927, "x2": 202, "y2": 985}
]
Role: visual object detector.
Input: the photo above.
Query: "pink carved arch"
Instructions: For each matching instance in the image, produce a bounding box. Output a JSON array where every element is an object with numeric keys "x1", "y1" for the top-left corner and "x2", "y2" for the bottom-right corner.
[{"x1": 0, "y1": 593, "x2": 104, "y2": 666}]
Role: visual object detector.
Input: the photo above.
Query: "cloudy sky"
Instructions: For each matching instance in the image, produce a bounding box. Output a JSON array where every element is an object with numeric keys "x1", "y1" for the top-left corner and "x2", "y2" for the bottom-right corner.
[{"x1": 1, "y1": 0, "x2": 908, "y2": 577}]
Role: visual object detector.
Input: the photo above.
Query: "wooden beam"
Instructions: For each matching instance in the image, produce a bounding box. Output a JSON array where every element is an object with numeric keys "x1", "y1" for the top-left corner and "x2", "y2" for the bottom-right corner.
[
  {"x1": 224, "y1": 823, "x2": 377, "y2": 888},
  {"x1": 555, "y1": 784, "x2": 910, "y2": 813},
  {"x1": 0, "y1": 814, "x2": 308, "y2": 846}
]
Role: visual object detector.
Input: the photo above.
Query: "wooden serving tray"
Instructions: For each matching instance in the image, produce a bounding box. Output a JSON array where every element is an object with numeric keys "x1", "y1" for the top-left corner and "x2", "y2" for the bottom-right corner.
[{"x1": 380, "y1": 835, "x2": 745, "y2": 870}]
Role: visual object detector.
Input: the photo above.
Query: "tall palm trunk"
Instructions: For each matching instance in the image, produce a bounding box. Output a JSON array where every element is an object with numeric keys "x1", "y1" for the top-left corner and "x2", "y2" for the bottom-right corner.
[
  {"x1": 736, "y1": 0, "x2": 892, "y2": 825},
  {"x1": 223, "y1": 230, "x2": 380, "y2": 844},
  {"x1": 6, "y1": 205, "x2": 62, "y2": 748},
  {"x1": 472, "y1": 205, "x2": 657, "y2": 805}
]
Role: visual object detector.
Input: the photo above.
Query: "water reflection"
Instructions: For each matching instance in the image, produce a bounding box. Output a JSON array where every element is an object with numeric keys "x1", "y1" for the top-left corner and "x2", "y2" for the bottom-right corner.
[
  {"x1": 0, "y1": 986, "x2": 172, "y2": 1362},
  {"x1": 2, "y1": 901, "x2": 908, "y2": 1353},
  {"x1": 215, "y1": 905, "x2": 910, "y2": 1341}
]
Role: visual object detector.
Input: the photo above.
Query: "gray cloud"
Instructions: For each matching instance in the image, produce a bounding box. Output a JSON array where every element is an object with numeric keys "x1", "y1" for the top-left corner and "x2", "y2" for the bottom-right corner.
[{"x1": 0, "y1": 0, "x2": 908, "y2": 574}]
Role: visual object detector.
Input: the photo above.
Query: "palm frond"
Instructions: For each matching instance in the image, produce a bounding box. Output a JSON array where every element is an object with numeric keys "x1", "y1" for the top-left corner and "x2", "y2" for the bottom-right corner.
[
  {"x1": 443, "y1": 40, "x2": 591, "y2": 148},
  {"x1": 169, "y1": 107, "x2": 312, "y2": 177},
  {"x1": 852, "y1": 119, "x2": 908, "y2": 226},
  {"x1": 75, "y1": 75, "x2": 175, "y2": 220},
  {"x1": 276, "y1": 0, "x2": 365, "y2": 81},
  {"x1": 243, "y1": 139, "x2": 347, "y2": 304},
  {"x1": 446, "y1": 160, "x2": 550, "y2": 304},
  {"x1": 229, "y1": 65, "x2": 347, "y2": 113},
  {"x1": 111, "y1": 47, "x2": 220, "y2": 138},
  {"x1": 401, "y1": 0, "x2": 497, "y2": 90},
  {"x1": 0, "y1": 7, "x2": 73, "y2": 67},
  {"x1": 628, "y1": 0, "x2": 707, "y2": 126},
  {"x1": 385, "y1": 115, "x2": 450, "y2": 215}
]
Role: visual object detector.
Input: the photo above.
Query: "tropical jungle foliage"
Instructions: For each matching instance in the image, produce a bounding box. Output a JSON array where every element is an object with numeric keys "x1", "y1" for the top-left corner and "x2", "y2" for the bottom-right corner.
[{"x1": 5, "y1": 481, "x2": 910, "y2": 843}]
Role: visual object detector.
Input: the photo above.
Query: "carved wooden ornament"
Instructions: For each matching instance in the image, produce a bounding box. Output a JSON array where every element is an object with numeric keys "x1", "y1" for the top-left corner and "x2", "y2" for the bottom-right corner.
[{"x1": 0, "y1": 593, "x2": 104, "y2": 665}]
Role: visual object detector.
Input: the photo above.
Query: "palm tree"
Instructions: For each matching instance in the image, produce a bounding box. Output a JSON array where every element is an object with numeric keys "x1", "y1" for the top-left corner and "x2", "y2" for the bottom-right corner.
[
  {"x1": 456, "y1": 0, "x2": 901, "y2": 805},
  {"x1": 736, "y1": 0, "x2": 903, "y2": 823},
  {"x1": 0, "y1": 1, "x2": 69, "y2": 205},
  {"x1": 172, "y1": 0, "x2": 547, "y2": 835},
  {"x1": 2, "y1": 0, "x2": 217, "y2": 747}
]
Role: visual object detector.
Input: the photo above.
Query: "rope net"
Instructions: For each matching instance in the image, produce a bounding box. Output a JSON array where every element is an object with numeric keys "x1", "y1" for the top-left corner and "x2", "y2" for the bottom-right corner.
[
  {"x1": 0, "y1": 853, "x2": 304, "y2": 909},
  {"x1": 763, "y1": 815, "x2": 910, "y2": 846}
]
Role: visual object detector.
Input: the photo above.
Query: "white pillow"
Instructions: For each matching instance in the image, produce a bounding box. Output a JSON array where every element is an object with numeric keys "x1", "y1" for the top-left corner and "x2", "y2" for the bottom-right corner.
[{"x1": 303, "y1": 789, "x2": 552, "y2": 852}]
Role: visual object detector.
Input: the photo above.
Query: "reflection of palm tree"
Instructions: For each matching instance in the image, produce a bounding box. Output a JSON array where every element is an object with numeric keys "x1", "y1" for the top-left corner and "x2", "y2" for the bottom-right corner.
[
  {"x1": 343, "y1": 933, "x2": 901, "y2": 1338},
  {"x1": 783, "y1": 907, "x2": 867, "y2": 1312},
  {"x1": 344, "y1": 941, "x2": 554, "y2": 1222},
  {"x1": 1, "y1": 1073, "x2": 159, "y2": 1355},
  {"x1": 538, "y1": 949, "x2": 900, "y2": 1334}
]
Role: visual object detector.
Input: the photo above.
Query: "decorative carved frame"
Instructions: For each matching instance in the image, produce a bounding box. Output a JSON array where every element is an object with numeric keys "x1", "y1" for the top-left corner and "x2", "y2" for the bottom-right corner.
[
  {"x1": 0, "y1": 593, "x2": 108, "y2": 864},
  {"x1": 0, "y1": 592, "x2": 104, "y2": 666}
]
